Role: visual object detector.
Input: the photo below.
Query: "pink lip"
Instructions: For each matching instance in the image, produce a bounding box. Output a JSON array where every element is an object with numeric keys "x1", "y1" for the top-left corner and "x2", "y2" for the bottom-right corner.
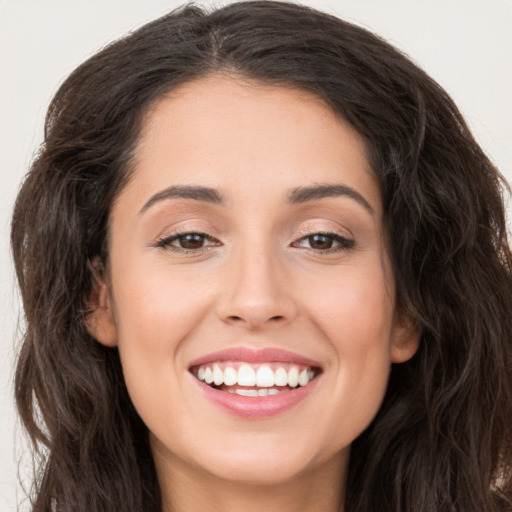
[
  {"x1": 194, "y1": 376, "x2": 319, "y2": 419},
  {"x1": 188, "y1": 346, "x2": 322, "y2": 368},
  {"x1": 188, "y1": 346, "x2": 322, "y2": 419}
]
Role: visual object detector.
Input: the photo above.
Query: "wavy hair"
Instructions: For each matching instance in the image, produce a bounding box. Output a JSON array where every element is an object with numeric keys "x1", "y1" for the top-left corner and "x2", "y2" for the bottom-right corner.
[{"x1": 12, "y1": 2, "x2": 512, "y2": 511}]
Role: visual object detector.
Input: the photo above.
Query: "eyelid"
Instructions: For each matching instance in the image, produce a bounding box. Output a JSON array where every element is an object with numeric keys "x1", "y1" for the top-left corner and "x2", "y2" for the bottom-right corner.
[
  {"x1": 153, "y1": 228, "x2": 222, "y2": 252},
  {"x1": 150, "y1": 218, "x2": 221, "y2": 246},
  {"x1": 291, "y1": 226, "x2": 355, "y2": 253},
  {"x1": 293, "y1": 221, "x2": 353, "y2": 240}
]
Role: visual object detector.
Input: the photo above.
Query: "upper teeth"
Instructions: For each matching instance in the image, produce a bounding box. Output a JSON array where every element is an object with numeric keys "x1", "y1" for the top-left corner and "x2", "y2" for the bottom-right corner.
[{"x1": 194, "y1": 363, "x2": 316, "y2": 388}]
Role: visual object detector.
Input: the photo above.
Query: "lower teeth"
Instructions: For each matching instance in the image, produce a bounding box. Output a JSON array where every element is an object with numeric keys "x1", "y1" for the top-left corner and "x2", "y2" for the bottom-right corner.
[{"x1": 223, "y1": 387, "x2": 292, "y2": 397}]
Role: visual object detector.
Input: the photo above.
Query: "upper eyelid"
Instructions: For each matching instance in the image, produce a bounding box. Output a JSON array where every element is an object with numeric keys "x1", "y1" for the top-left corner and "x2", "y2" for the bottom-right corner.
[
  {"x1": 153, "y1": 222, "x2": 219, "y2": 240},
  {"x1": 292, "y1": 231, "x2": 355, "y2": 250},
  {"x1": 293, "y1": 230, "x2": 351, "y2": 241},
  {"x1": 150, "y1": 212, "x2": 353, "y2": 236},
  {"x1": 292, "y1": 225, "x2": 354, "y2": 241}
]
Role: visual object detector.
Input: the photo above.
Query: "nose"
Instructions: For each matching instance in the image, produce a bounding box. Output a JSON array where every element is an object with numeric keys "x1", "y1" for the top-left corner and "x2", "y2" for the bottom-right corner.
[{"x1": 216, "y1": 246, "x2": 298, "y2": 330}]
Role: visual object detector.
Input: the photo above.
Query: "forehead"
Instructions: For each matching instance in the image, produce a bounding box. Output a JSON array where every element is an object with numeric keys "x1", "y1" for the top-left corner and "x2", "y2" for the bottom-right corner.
[{"x1": 124, "y1": 75, "x2": 381, "y2": 214}]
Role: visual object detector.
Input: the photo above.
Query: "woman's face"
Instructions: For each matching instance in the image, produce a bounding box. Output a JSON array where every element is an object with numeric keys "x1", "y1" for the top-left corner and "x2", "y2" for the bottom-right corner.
[{"x1": 90, "y1": 76, "x2": 418, "y2": 487}]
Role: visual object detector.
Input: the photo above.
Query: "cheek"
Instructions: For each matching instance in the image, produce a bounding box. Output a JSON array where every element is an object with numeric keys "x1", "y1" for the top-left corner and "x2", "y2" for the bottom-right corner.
[
  {"x1": 299, "y1": 262, "x2": 394, "y2": 438},
  {"x1": 109, "y1": 259, "x2": 216, "y2": 413},
  {"x1": 301, "y1": 260, "x2": 395, "y2": 350},
  {"x1": 112, "y1": 259, "x2": 215, "y2": 350}
]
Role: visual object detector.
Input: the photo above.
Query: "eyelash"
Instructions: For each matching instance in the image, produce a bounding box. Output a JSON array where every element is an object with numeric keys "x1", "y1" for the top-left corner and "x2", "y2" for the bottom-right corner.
[
  {"x1": 291, "y1": 230, "x2": 355, "y2": 253},
  {"x1": 154, "y1": 230, "x2": 221, "y2": 254},
  {"x1": 154, "y1": 229, "x2": 355, "y2": 254}
]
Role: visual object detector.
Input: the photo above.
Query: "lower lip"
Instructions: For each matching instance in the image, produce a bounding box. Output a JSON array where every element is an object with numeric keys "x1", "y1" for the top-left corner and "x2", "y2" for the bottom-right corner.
[{"x1": 194, "y1": 377, "x2": 319, "y2": 419}]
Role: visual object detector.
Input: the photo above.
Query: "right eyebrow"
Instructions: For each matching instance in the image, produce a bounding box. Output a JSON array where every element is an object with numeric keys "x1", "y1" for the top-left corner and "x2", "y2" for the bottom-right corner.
[
  {"x1": 287, "y1": 183, "x2": 374, "y2": 215},
  {"x1": 139, "y1": 185, "x2": 225, "y2": 214}
]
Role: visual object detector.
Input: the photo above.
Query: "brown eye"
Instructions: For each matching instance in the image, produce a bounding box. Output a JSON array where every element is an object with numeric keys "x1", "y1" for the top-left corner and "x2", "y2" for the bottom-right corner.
[
  {"x1": 176, "y1": 233, "x2": 207, "y2": 249},
  {"x1": 307, "y1": 234, "x2": 334, "y2": 250},
  {"x1": 155, "y1": 231, "x2": 220, "y2": 252},
  {"x1": 292, "y1": 232, "x2": 355, "y2": 252}
]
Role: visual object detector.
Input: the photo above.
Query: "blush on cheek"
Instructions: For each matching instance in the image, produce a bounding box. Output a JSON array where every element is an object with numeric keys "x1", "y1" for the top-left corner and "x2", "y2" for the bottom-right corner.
[
  {"x1": 115, "y1": 268, "x2": 215, "y2": 339},
  {"x1": 308, "y1": 285, "x2": 393, "y2": 348}
]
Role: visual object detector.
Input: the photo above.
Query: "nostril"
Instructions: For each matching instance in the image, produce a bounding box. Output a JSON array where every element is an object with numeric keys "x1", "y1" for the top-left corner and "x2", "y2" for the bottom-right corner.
[{"x1": 226, "y1": 314, "x2": 285, "y2": 325}]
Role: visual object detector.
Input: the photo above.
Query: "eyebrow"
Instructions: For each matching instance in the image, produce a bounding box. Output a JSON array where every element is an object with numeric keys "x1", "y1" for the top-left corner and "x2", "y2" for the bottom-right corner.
[
  {"x1": 139, "y1": 185, "x2": 225, "y2": 214},
  {"x1": 139, "y1": 182, "x2": 374, "y2": 215},
  {"x1": 287, "y1": 183, "x2": 374, "y2": 214}
]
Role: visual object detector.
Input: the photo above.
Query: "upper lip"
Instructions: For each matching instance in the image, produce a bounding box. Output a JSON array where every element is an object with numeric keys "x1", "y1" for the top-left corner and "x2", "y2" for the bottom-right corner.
[{"x1": 188, "y1": 346, "x2": 322, "y2": 369}]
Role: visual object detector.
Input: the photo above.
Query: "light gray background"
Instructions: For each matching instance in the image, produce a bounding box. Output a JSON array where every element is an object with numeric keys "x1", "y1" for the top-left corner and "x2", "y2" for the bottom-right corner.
[{"x1": 1, "y1": 1, "x2": 511, "y2": 510}]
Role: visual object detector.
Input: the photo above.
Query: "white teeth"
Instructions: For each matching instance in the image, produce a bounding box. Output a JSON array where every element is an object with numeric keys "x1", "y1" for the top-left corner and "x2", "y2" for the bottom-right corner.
[
  {"x1": 228, "y1": 387, "x2": 281, "y2": 396},
  {"x1": 204, "y1": 367, "x2": 214, "y2": 384},
  {"x1": 298, "y1": 368, "x2": 309, "y2": 386},
  {"x1": 213, "y1": 364, "x2": 224, "y2": 386},
  {"x1": 194, "y1": 362, "x2": 317, "y2": 390},
  {"x1": 223, "y1": 366, "x2": 237, "y2": 386},
  {"x1": 288, "y1": 366, "x2": 299, "y2": 387},
  {"x1": 237, "y1": 364, "x2": 256, "y2": 386},
  {"x1": 274, "y1": 367, "x2": 288, "y2": 386},
  {"x1": 256, "y1": 365, "x2": 275, "y2": 387},
  {"x1": 236, "y1": 389, "x2": 259, "y2": 397}
]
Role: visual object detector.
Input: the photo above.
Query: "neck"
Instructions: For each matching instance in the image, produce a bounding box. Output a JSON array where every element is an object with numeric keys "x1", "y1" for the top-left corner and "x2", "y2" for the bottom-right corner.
[{"x1": 154, "y1": 448, "x2": 347, "y2": 512}]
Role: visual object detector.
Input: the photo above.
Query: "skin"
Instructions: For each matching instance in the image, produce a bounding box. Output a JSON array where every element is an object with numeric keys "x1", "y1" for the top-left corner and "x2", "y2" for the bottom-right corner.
[{"x1": 88, "y1": 75, "x2": 419, "y2": 512}]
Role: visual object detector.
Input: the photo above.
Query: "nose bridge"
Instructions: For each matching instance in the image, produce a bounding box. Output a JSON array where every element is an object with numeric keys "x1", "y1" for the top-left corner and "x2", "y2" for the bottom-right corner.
[{"x1": 217, "y1": 234, "x2": 296, "y2": 329}]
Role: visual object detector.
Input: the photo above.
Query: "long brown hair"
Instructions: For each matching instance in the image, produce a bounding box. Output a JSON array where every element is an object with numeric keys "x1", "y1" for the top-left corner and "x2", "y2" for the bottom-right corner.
[{"x1": 12, "y1": 2, "x2": 512, "y2": 511}]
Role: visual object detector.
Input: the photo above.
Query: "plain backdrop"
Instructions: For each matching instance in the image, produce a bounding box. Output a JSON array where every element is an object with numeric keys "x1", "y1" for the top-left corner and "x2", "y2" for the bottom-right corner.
[{"x1": 1, "y1": 0, "x2": 511, "y2": 509}]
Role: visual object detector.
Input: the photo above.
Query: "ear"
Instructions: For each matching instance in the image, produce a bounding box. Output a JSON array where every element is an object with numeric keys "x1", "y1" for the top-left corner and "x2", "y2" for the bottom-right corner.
[
  {"x1": 390, "y1": 310, "x2": 420, "y2": 363},
  {"x1": 86, "y1": 260, "x2": 117, "y2": 347}
]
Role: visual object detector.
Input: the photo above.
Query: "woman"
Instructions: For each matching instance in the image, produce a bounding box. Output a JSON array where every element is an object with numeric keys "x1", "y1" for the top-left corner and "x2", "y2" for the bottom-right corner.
[{"x1": 11, "y1": 1, "x2": 512, "y2": 511}]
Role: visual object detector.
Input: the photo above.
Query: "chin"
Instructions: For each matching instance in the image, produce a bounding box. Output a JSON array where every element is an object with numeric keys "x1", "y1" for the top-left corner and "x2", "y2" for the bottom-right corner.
[
  {"x1": 199, "y1": 452, "x2": 318, "y2": 486},
  {"x1": 172, "y1": 429, "x2": 344, "y2": 487}
]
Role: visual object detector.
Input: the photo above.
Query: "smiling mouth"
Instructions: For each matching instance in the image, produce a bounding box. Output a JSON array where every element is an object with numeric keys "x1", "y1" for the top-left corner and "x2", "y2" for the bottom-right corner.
[{"x1": 190, "y1": 362, "x2": 321, "y2": 397}]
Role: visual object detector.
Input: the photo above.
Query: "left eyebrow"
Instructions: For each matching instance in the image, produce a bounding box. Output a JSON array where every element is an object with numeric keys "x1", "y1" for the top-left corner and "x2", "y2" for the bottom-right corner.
[
  {"x1": 287, "y1": 183, "x2": 374, "y2": 215},
  {"x1": 139, "y1": 185, "x2": 225, "y2": 214}
]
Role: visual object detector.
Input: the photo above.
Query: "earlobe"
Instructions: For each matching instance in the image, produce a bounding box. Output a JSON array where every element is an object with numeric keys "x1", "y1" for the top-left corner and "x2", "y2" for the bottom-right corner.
[
  {"x1": 390, "y1": 312, "x2": 420, "y2": 363},
  {"x1": 85, "y1": 261, "x2": 117, "y2": 347}
]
